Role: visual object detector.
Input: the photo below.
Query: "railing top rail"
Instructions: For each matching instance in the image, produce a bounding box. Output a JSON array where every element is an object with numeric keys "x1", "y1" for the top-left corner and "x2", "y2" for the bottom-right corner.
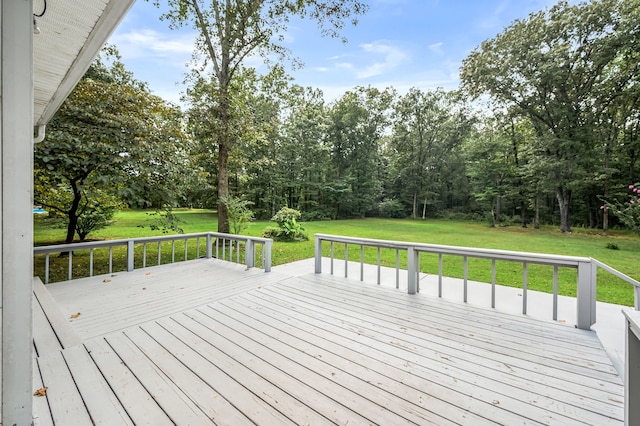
[
  {"x1": 314, "y1": 233, "x2": 591, "y2": 267},
  {"x1": 33, "y1": 232, "x2": 272, "y2": 254},
  {"x1": 592, "y1": 258, "x2": 640, "y2": 289}
]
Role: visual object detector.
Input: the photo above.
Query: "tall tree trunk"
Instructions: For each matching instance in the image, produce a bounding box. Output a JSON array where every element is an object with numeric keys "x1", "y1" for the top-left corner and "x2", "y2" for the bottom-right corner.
[
  {"x1": 65, "y1": 180, "x2": 83, "y2": 244},
  {"x1": 412, "y1": 192, "x2": 417, "y2": 219},
  {"x1": 534, "y1": 194, "x2": 540, "y2": 229},
  {"x1": 556, "y1": 186, "x2": 572, "y2": 233},
  {"x1": 217, "y1": 137, "x2": 230, "y2": 233},
  {"x1": 422, "y1": 197, "x2": 427, "y2": 219},
  {"x1": 520, "y1": 200, "x2": 527, "y2": 228}
]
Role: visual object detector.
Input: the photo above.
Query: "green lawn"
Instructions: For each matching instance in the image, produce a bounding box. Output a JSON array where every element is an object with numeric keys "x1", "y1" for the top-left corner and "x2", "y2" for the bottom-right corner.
[{"x1": 34, "y1": 209, "x2": 640, "y2": 306}]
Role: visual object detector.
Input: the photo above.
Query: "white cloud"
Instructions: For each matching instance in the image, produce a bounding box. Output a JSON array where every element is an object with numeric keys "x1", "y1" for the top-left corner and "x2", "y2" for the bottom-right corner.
[
  {"x1": 428, "y1": 42, "x2": 444, "y2": 55},
  {"x1": 352, "y1": 41, "x2": 410, "y2": 79},
  {"x1": 111, "y1": 28, "x2": 195, "y2": 60}
]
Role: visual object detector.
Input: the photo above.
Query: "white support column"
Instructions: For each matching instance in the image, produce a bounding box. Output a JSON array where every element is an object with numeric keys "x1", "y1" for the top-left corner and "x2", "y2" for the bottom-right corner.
[
  {"x1": 314, "y1": 235, "x2": 322, "y2": 274},
  {"x1": 576, "y1": 260, "x2": 597, "y2": 330},
  {"x1": 407, "y1": 247, "x2": 417, "y2": 295},
  {"x1": 2, "y1": 0, "x2": 35, "y2": 424}
]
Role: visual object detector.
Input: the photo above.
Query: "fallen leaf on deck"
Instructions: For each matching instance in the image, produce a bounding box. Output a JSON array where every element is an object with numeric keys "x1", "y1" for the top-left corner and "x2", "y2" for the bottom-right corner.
[
  {"x1": 33, "y1": 387, "x2": 48, "y2": 397},
  {"x1": 559, "y1": 319, "x2": 566, "y2": 323},
  {"x1": 492, "y1": 400, "x2": 500, "y2": 405},
  {"x1": 70, "y1": 312, "x2": 81, "y2": 319},
  {"x1": 142, "y1": 287, "x2": 147, "y2": 290},
  {"x1": 103, "y1": 279, "x2": 111, "y2": 283},
  {"x1": 145, "y1": 272, "x2": 152, "y2": 276}
]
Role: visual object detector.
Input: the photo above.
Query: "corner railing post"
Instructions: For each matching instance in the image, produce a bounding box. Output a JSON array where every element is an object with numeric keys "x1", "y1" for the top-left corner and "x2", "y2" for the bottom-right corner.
[
  {"x1": 127, "y1": 240, "x2": 135, "y2": 272},
  {"x1": 245, "y1": 239, "x2": 255, "y2": 269},
  {"x1": 635, "y1": 287, "x2": 640, "y2": 311},
  {"x1": 624, "y1": 309, "x2": 640, "y2": 426},
  {"x1": 315, "y1": 235, "x2": 322, "y2": 274},
  {"x1": 576, "y1": 260, "x2": 596, "y2": 330},
  {"x1": 407, "y1": 246, "x2": 417, "y2": 295},
  {"x1": 263, "y1": 239, "x2": 272, "y2": 272},
  {"x1": 206, "y1": 234, "x2": 212, "y2": 259}
]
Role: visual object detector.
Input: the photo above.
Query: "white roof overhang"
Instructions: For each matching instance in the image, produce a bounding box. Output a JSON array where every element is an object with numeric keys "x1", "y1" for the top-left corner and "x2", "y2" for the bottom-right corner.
[{"x1": 33, "y1": 0, "x2": 135, "y2": 128}]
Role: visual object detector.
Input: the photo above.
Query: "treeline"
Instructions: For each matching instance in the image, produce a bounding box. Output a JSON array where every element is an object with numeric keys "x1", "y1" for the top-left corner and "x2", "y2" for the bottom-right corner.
[{"x1": 35, "y1": 0, "x2": 640, "y2": 243}]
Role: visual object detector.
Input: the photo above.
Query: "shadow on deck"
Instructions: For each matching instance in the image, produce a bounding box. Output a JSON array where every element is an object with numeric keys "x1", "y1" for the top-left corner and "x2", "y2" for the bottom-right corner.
[{"x1": 32, "y1": 258, "x2": 624, "y2": 425}]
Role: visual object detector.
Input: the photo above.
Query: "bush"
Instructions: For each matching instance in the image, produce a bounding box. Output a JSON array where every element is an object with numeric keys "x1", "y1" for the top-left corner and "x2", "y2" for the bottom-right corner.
[
  {"x1": 263, "y1": 207, "x2": 309, "y2": 242},
  {"x1": 221, "y1": 196, "x2": 254, "y2": 235},
  {"x1": 377, "y1": 199, "x2": 406, "y2": 218}
]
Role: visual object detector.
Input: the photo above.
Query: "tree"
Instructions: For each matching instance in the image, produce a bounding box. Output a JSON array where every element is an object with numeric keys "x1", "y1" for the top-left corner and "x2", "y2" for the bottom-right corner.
[
  {"x1": 156, "y1": 0, "x2": 368, "y2": 233},
  {"x1": 461, "y1": 0, "x2": 640, "y2": 232},
  {"x1": 34, "y1": 48, "x2": 187, "y2": 243},
  {"x1": 326, "y1": 86, "x2": 394, "y2": 218},
  {"x1": 389, "y1": 88, "x2": 474, "y2": 219}
]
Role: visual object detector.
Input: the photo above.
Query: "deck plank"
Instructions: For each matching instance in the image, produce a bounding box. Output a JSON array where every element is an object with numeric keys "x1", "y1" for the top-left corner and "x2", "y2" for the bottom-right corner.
[
  {"x1": 170, "y1": 310, "x2": 428, "y2": 425},
  {"x1": 61, "y1": 345, "x2": 134, "y2": 425},
  {"x1": 275, "y1": 275, "x2": 621, "y2": 383},
  {"x1": 121, "y1": 326, "x2": 252, "y2": 425},
  {"x1": 221, "y1": 288, "x2": 619, "y2": 425},
  {"x1": 103, "y1": 332, "x2": 215, "y2": 425},
  {"x1": 36, "y1": 350, "x2": 93, "y2": 426},
  {"x1": 32, "y1": 358, "x2": 54, "y2": 426},
  {"x1": 131, "y1": 320, "x2": 300, "y2": 426},
  {"x1": 34, "y1": 258, "x2": 625, "y2": 425},
  {"x1": 83, "y1": 338, "x2": 174, "y2": 425},
  {"x1": 216, "y1": 294, "x2": 624, "y2": 425}
]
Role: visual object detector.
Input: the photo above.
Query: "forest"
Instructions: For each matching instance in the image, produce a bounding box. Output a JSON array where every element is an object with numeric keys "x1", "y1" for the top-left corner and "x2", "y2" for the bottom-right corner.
[{"x1": 34, "y1": 0, "x2": 640, "y2": 242}]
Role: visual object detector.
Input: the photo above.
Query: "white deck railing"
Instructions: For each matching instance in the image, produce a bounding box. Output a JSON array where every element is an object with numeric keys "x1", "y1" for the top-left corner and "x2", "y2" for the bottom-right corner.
[
  {"x1": 624, "y1": 309, "x2": 640, "y2": 425},
  {"x1": 34, "y1": 232, "x2": 273, "y2": 283},
  {"x1": 314, "y1": 233, "x2": 640, "y2": 331}
]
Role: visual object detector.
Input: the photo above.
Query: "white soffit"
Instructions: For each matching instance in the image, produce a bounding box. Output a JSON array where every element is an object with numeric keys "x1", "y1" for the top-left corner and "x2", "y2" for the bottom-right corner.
[{"x1": 33, "y1": 0, "x2": 135, "y2": 128}]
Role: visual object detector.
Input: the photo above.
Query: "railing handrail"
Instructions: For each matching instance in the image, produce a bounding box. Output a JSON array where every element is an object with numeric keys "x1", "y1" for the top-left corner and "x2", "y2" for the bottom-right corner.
[
  {"x1": 314, "y1": 233, "x2": 640, "y2": 330},
  {"x1": 33, "y1": 232, "x2": 272, "y2": 255},
  {"x1": 34, "y1": 232, "x2": 273, "y2": 283},
  {"x1": 315, "y1": 233, "x2": 591, "y2": 266}
]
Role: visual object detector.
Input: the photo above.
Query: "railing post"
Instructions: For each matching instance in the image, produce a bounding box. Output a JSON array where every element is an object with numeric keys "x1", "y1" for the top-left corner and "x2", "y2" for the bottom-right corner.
[
  {"x1": 206, "y1": 234, "x2": 212, "y2": 259},
  {"x1": 127, "y1": 240, "x2": 135, "y2": 272},
  {"x1": 263, "y1": 239, "x2": 272, "y2": 272},
  {"x1": 635, "y1": 287, "x2": 640, "y2": 311},
  {"x1": 315, "y1": 235, "x2": 322, "y2": 274},
  {"x1": 245, "y1": 239, "x2": 255, "y2": 269},
  {"x1": 407, "y1": 246, "x2": 417, "y2": 295},
  {"x1": 576, "y1": 260, "x2": 596, "y2": 330},
  {"x1": 624, "y1": 309, "x2": 640, "y2": 426}
]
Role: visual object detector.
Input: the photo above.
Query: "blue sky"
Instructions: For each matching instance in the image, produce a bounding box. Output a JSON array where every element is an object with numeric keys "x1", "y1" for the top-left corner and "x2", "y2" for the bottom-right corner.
[{"x1": 109, "y1": 0, "x2": 569, "y2": 106}]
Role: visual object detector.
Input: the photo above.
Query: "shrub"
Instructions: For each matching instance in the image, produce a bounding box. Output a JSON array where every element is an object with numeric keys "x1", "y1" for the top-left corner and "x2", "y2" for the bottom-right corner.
[
  {"x1": 377, "y1": 199, "x2": 406, "y2": 218},
  {"x1": 263, "y1": 207, "x2": 309, "y2": 242},
  {"x1": 221, "y1": 196, "x2": 254, "y2": 235}
]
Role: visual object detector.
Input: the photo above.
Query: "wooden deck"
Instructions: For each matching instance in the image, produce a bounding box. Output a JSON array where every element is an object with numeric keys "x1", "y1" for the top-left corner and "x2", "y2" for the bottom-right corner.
[{"x1": 32, "y1": 258, "x2": 624, "y2": 425}]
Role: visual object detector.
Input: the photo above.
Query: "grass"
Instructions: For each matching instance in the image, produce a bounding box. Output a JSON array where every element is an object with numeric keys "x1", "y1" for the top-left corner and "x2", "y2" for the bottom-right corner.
[{"x1": 34, "y1": 209, "x2": 640, "y2": 306}]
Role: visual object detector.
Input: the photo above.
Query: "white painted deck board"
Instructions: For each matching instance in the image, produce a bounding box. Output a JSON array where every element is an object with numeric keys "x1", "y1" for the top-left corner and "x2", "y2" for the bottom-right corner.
[
  {"x1": 272, "y1": 275, "x2": 620, "y2": 381},
  {"x1": 219, "y1": 290, "x2": 624, "y2": 423},
  {"x1": 226, "y1": 284, "x2": 622, "y2": 425},
  {"x1": 33, "y1": 258, "x2": 625, "y2": 425},
  {"x1": 60, "y1": 345, "x2": 134, "y2": 425}
]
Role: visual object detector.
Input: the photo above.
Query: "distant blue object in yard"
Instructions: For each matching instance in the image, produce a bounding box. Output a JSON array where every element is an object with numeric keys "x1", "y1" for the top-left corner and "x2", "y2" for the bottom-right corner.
[{"x1": 33, "y1": 208, "x2": 47, "y2": 214}]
